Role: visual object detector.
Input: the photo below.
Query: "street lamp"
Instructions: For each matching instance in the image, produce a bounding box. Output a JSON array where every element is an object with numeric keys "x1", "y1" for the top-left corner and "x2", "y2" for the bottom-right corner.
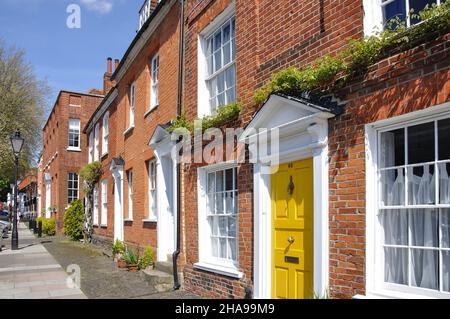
[{"x1": 10, "y1": 131, "x2": 24, "y2": 250}]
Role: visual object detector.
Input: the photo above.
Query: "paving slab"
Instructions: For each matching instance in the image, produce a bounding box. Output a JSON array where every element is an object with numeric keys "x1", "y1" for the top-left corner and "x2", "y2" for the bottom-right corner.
[{"x1": 0, "y1": 223, "x2": 86, "y2": 299}]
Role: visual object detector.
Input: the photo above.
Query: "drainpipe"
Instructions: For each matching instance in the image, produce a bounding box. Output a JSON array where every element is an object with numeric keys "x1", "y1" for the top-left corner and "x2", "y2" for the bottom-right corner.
[{"x1": 172, "y1": 0, "x2": 185, "y2": 291}]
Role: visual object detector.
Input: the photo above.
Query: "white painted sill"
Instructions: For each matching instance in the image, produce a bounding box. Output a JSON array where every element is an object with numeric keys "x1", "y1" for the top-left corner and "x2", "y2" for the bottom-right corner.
[
  {"x1": 123, "y1": 126, "x2": 135, "y2": 136},
  {"x1": 67, "y1": 147, "x2": 81, "y2": 152},
  {"x1": 100, "y1": 224, "x2": 107, "y2": 228},
  {"x1": 142, "y1": 218, "x2": 157, "y2": 223},
  {"x1": 124, "y1": 218, "x2": 133, "y2": 222},
  {"x1": 193, "y1": 261, "x2": 243, "y2": 279},
  {"x1": 144, "y1": 105, "x2": 158, "y2": 118},
  {"x1": 354, "y1": 290, "x2": 438, "y2": 299}
]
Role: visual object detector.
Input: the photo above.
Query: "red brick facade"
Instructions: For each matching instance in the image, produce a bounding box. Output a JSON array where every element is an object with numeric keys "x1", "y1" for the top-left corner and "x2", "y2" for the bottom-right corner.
[
  {"x1": 41, "y1": 91, "x2": 103, "y2": 232},
  {"x1": 87, "y1": 1, "x2": 181, "y2": 251}
]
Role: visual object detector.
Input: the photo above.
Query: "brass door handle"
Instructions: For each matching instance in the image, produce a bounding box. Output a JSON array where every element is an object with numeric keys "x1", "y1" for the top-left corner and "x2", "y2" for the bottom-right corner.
[{"x1": 287, "y1": 236, "x2": 295, "y2": 244}]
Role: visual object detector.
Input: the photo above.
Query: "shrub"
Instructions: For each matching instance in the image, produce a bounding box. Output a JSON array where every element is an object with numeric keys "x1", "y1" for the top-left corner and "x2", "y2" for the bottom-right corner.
[
  {"x1": 138, "y1": 246, "x2": 155, "y2": 270},
  {"x1": 37, "y1": 218, "x2": 56, "y2": 236},
  {"x1": 63, "y1": 200, "x2": 84, "y2": 240},
  {"x1": 112, "y1": 239, "x2": 126, "y2": 257},
  {"x1": 123, "y1": 249, "x2": 138, "y2": 265}
]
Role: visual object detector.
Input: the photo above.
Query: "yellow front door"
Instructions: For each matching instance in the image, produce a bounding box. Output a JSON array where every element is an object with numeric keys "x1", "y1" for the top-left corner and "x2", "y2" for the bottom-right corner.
[{"x1": 271, "y1": 159, "x2": 314, "y2": 299}]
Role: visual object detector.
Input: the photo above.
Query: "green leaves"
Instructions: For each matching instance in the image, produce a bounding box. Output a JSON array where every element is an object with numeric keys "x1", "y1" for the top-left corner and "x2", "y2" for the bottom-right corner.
[
  {"x1": 79, "y1": 161, "x2": 102, "y2": 193},
  {"x1": 137, "y1": 246, "x2": 154, "y2": 270},
  {"x1": 63, "y1": 200, "x2": 84, "y2": 241},
  {"x1": 254, "y1": 2, "x2": 450, "y2": 104}
]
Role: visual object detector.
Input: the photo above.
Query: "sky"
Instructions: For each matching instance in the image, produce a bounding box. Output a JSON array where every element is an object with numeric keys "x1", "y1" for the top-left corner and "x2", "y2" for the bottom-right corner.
[{"x1": 0, "y1": 0, "x2": 144, "y2": 111}]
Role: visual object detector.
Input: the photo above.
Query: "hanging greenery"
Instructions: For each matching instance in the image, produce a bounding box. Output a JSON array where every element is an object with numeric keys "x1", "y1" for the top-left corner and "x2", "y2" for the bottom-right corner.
[
  {"x1": 168, "y1": 101, "x2": 242, "y2": 133},
  {"x1": 254, "y1": 2, "x2": 450, "y2": 104}
]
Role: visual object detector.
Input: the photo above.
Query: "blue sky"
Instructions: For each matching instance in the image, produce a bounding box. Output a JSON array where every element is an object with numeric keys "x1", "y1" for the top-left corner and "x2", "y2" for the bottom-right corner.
[{"x1": 0, "y1": 0, "x2": 143, "y2": 110}]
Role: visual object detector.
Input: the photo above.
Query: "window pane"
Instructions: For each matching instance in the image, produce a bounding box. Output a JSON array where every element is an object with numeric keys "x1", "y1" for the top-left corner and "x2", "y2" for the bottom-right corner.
[
  {"x1": 226, "y1": 65, "x2": 236, "y2": 90},
  {"x1": 380, "y1": 168, "x2": 405, "y2": 206},
  {"x1": 219, "y1": 216, "x2": 227, "y2": 236},
  {"x1": 438, "y1": 118, "x2": 450, "y2": 160},
  {"x1": 380, "y1": 210, "x2": 408, "y2": 245},
  {"x1": 407, "y1": 122, "x2": 435, "y2": 164},
  {"x1": 211, "y1": 237, "x2": 219, "y2": 258},
  {"x1": 225, "y1": 169, "x2": 234, "y2": 191},
  {"x1": 439, "y1": 163, "x2": 450, "y2": 204},
  {"x1": 228, "y1": 238, "x2": 237, "y2": 261},
  {"x1": 216, "y1": 171, "x2": 223, "y2": 192},
  {"x1": 228, "y1": 216, "x2": 236, "y2": 238},
  {"x1": 443, "y1": 251, "x2": 450, "y2": 292},
  {"x1": 217, "y1": 73, "x2": 225, "y2": 94},
  {"x1": 383, "y1": 0, "x2": 406, "y2": 23},
  {"x1": 407, "y1": 165, "x2": 435, "y2": 205},
  {"x1": 409, "y1": 0, "x2": 436, "y2": 24},
  {"x1": 219, "y1": 238, "x2": 227, "y2": 259},
  {"x1": 213, "y1": 31, "x2": 222, "y2": 52},
  {"x1": 208, "y1": 172, "x2": 215, "y2": 193},
  {"x1": 442, "y1": 209, "x2": 450, "y2": 248},
  {"x1": 215, "y1": 193, "x2": 224, "y2": 214},
  {"x1": 411, "y1": 249, "x2": 438, "y2": 290},
  {"x1": 223, "y1": 23, "x2": 231, "y2": 43},
  {"x1": 225, "y1": 192, "x2": 234, "y2": 214},
  {"x1": 410, "y1": 209, "x2": 438, "y2": 247},
  {"x1": 206, "y1": 56, "x2": 213, "y2": 76},
  {"x1": 210, "y1": 217, "x2": 219, "y2": 236},
  {"x1": 380, "y1": 129, "x2": 405, "y2": 168},
  {"x1": 217, "y1": 93, "x2": 225, "y2": 107},
  {"x1": 384, "y1": 247, "x2": 408, "y2": 285}
]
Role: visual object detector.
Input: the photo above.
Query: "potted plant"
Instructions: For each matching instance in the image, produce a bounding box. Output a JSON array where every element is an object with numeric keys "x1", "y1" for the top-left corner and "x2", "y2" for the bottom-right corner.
[
  {"x1": 123, "y1": 249, "x2": 139, "y2": 272},
  {"x1": 112, "y1": 239, "x2": 126, "y2": 268},
  {"x1": 138, "y1": 246, "x2": 155, "y2": 270}
]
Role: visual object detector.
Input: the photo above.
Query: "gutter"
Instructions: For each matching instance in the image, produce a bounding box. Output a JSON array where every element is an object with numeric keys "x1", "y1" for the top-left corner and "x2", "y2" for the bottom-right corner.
[{"x1": 172, "y1": 0, "x2": 185, "y2": 291}]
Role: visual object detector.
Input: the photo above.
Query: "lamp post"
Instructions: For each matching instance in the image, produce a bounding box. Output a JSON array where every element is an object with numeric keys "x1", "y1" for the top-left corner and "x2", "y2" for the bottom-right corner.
[{"x1": 10, "y1": 131, "x2": 24, "y2": 250}]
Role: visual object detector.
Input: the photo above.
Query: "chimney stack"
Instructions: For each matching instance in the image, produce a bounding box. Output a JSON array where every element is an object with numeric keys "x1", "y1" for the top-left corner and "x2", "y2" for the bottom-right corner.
[
  {"x1": 114, "y1": 59, "x2": 120, "y2": 72},
  {"x1": 106, "y1": 57, "x2": 112, "y2": 74}
]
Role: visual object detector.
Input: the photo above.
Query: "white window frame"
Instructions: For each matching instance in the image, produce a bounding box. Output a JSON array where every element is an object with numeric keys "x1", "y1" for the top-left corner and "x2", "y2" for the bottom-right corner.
[
  {"x1": 363, "y1": 0, "x2": 444, "y2": 36},
  {"x1": 365, "y1": 102, "x2": 450, "y2": 299},
  {"x1": 127, "y1": 170, "x2": 133, "y2": 220},
  {"x1": 197, "y1": 4, "x2": 236, "y2": 118},
  {"x1": 93, "y1": 184, "x2": 99, "y2": 226},
  {"x1": 88, "y1": 131, "x2": 94, "y2": 163},
  {"x1": 101, "y1": 179, "x2": 107, "y2": 227},
  {"x1": 94, "y1": 123, "x2": 100, "y2": 161},
  {"x1": 150, "y1": 54, "x2": 159, "y2": 110},
  {"x1": 68, "y1": 119, "x2": 81, "y2": 151},
  {"x1": 67, "y1": 173, "x2": 79, "y2": 204},
  {"x1": 194, "y1": 161, "x2": 243, "y2": 279},
  {"x1": 102, "y1": 112, "x2": 109, "y2": 156},
  {"x1": 148, "y1": 160, "x2": 157, "y2": 221},
  {"x1": 129, "y1": 82, "x2": 135, "y2": 129}
]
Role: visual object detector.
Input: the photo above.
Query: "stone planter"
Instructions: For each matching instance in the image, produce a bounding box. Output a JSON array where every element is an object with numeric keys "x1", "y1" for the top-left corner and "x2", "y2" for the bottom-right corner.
[
  {"x1": 117, "y1": 259, "x2": 127, "y2": 269},
  {"x1": 127, "y1": 264, "x2": 139, "y2": 272}
]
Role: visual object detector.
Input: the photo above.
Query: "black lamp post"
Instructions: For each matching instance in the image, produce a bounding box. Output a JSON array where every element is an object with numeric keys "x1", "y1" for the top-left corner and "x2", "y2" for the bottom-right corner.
[{"x1": 10, "y1": 131, "x2": 24, "y2": 250}]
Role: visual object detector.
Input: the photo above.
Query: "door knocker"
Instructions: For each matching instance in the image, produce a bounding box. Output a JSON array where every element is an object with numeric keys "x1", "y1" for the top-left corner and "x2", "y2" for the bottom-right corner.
[{"x1": 288, "y1": 176, "x2": 295, "y2": 195}]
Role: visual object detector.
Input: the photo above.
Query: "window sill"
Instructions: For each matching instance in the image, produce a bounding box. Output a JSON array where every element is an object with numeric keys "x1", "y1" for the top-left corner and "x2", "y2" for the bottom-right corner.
[
  {"x1": 123, "y1": 126, "x2": 135, "y2": 136},
  {"x1": 124, "y1": 219, "x2": 133, "y2": 223},
  {"x1": 142, "y1": 218, "x2": 157, "y2": 223},
  {"x1": 93, "y1": 224, "x2": 99, "y2": 228},
  {"x1": 354, "y1": 290, "x2": 439, "y2": 299},
  {"x1": 193, "y1": 261, "x2": 243, "y2": 279},
  {"x1": 100, "y1": 224, "x2": 107, "y2": 228},
  {"x1": 101, "y1": 152, "x2": 108, "y2": 160},
  {"x1": 144, "y1": 105, "x2": 158, "y2": 118},
  {"x1": 67, "y1": 147, "x2": 81, "y2": 152}
]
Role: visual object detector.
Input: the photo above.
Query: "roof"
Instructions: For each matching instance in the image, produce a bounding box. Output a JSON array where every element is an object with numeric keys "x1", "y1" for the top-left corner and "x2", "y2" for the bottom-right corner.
[
  {"x1": 43, "y1": 90, "x2": 104, "y2": 131},
  {"x1": 272, "y1": 92, "x2": 344, "y2": 115},
  {"x1": 111, "y1": 0, "x2": 169, "y2": 82}
]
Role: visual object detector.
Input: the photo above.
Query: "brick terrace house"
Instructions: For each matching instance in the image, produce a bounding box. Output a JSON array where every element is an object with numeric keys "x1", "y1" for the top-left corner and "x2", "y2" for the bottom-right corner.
[
  {"x1": 18, "y1": 169, "x2": 38, "y2": 218},
  {"x1": 84, "y1": 0, "x2": 181, "y2": 267},
  {"x1": 41, "y1": 88, "x2": 104, "y2": 232},
  {"x1": 179, "y1": 0, "x2": 450, "y2": 299}
]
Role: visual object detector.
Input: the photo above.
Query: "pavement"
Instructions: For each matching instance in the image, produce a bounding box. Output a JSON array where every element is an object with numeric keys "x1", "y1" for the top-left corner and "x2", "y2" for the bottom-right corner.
[
  {"x1": 42, "y1": 236, "x2": 200, "y2": 299},
  {"x1": 0, "y1": 223, "x2": 86, "y2": 299}
]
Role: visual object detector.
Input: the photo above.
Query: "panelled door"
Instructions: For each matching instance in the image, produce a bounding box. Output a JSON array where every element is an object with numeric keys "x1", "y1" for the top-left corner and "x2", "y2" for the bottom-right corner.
[{"x1": 271, "y1": 158, "x2": 314, "y2": 299}]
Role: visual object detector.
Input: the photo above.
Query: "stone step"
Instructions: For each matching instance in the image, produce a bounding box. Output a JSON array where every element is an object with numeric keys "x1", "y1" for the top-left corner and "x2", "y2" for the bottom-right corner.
[
  {"x1": 141, "y1": 268, "x2": 173, "y2": 293},
  {"x1": 155, "y1": 261, "x2": 173, "y2": 275}
]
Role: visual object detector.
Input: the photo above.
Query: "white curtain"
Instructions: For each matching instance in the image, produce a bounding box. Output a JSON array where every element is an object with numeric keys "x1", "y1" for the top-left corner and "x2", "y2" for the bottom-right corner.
[{"x1": 439, "y1": 163, "x2": 450, "y2": 204}]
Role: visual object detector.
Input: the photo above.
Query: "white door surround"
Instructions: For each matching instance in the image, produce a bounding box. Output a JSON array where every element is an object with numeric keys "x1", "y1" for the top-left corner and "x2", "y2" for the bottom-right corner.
[
  {"x1": 110, "y1": 159, "x2": 124, "y2": 241},
  {"x1": 149, "y1": 126, "x2": 178, "y2": 262},
  {"x1": 44, "y1": 173, "x2": 51, "y2": 219},
  {"x1": 240, "y1": 94, "x2": 336, "y2": 299}
]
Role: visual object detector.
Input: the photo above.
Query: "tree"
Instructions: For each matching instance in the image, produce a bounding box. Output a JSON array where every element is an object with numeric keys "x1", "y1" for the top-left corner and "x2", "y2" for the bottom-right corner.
[{"x1": 0, "y1": 40, "x2": 50, "y2": 199}]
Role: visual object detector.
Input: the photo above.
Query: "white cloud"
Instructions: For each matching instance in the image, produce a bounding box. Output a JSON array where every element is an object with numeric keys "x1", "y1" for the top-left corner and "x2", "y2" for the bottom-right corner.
[{"x1": 80, "y1": 0, "x2": 113, "y2": 14}]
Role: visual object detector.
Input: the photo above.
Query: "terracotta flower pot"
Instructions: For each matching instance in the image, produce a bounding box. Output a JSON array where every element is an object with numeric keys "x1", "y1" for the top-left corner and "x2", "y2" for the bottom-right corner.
[
  {"x1": 117, "y1": 259, "x2": 127, "y2": 269},
  {"x1": 127, "y1": 264, "x2": 139, "y2": 272}
]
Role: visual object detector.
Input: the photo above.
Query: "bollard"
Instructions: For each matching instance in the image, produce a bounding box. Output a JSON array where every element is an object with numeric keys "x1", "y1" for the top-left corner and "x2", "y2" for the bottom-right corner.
[
  {"x1": 33, "y1": 220, "x2": 38, "y2": 234},
  {"x1": 37, "y1": 221, "x2": 42, "y2": 238}
]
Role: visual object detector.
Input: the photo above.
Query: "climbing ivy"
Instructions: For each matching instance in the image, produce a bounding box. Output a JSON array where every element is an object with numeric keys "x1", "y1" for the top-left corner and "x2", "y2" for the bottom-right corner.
[{"x1": 254, "y1": 3, "x2": 450, "y2": 104}]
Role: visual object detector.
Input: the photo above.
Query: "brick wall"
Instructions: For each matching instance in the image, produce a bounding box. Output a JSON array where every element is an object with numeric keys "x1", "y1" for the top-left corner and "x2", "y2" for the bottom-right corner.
[
  {"x1": 90, "y1": 2, "x2": 181, "y2": 250},
  {"x1": 41, "y1": 91, "x2": 103, "y2": 232},
  {"x1": 327, "y1": 33, "x2": 450, "y2": 298}
]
